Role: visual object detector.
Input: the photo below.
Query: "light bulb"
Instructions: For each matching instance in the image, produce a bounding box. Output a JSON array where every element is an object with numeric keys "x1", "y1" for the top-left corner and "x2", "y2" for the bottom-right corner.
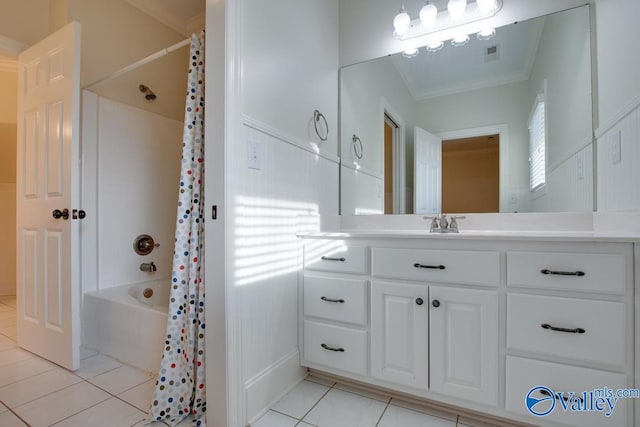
[
  {"x1": 426, "y1": 41, "x2": 444, "y2": 52},
  {"x1": 419, "y1": 2, "x2": 438, "y2": 28},
  {"x1": 403, "y1": 47, "x2": 419, "y2": 58},
  {"x1": 447, "y1": 0, "x2": 467, "y2": 20},
  {"x1": 477, "y1": 0, "x2": 498, "y2": 13},
  {"x1": 393, "y1": 5, "x2": 411, "y2": 36},
  {"x1": 451, "y1": 33, "x2": 470, "y2": 46},
  {"x1": 477, "y1": 28, "x2": 496, "y2": 40}
]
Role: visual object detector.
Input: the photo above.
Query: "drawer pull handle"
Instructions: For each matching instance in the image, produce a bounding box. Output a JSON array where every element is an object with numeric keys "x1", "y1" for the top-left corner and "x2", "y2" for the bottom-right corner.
[
  {"x1": 539, "y1": 389, "x2": 584, "y2": 404},
  {"x1": 541, "y1": 323, "x2": 586, "y2": 334},
  {"x1": 414, "y1": 263, "x2": 446, "y2": 270},
  {"x1": 541, "y1": 269, "x2": 585, "y2": 277},
  {"x1": 321, "y1": 256, "x2": 346, "y2": 262},
  {"x1": 321, "y1": 296, "x2": 345, "y2": 303},
  {"x1": 321, "y1": 343, "x2": 345, "y2": 352}
]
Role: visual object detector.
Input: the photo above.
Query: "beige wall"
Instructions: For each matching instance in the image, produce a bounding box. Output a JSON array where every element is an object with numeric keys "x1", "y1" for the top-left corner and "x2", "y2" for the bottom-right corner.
[
  {"x1": 64, "y1": 0, "x2": 185, "y2": 86},
  {"x1": 0, "y1": 69, "x2": 16, "y2": 295},
  {"x1": 0, "y1": 0, "x2": 49, "y2": 46}
]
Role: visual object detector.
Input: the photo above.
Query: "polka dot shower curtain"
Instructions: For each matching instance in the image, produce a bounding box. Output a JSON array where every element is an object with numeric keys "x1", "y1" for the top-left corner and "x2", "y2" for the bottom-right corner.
[{"x1": 148, "y1": 31, "x2": 206, "y2": 427}]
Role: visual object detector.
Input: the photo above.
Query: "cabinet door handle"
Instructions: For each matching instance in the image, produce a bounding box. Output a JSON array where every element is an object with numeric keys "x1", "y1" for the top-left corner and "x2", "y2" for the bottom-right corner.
[
  {"x1": 321, "y1": 256, "x2": 346, "y2": 262},
  {"x1": 414, "y1": 263, "x2": 446, "y2": 270},
  {"x1": 416, "y1": 298, "x2": 424, "y2": 306},
  {"x1": 321, "y1": 296, "x2": 345, "y2": 303},
  {"x1": 541, "y1": 323, "x2": 586, "y2": 334},
  {"x1": 541, "y1": 269, "x2": 585, "y2": 277},
  {"x1": 539, "y1": 388, "x2": 584, "y2": 404},
  {"x1": 432, "y1": 299, "x2": 440, "y2": 308},
  {"x1": 321, "y1": 343, "x2": 344, "y2": 352}
]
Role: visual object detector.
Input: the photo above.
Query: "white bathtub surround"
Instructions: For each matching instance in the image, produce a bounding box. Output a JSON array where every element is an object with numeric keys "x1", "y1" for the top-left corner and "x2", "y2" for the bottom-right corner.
[
  {"x1": 81, "y1": 92, "x2": 182, "y2": 294},
  {"x1": 82, "y1": 280, "x2": 169, "y2": 373}
]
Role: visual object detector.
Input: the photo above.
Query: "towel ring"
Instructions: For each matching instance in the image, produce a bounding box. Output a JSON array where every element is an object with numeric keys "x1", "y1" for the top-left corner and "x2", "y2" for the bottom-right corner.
[
  {"x1": 352, "y1": 134, "x2": 363, "y2": 159},
  {"x1": 313, "y1": 110, "x2": 329, "y2": 142}
]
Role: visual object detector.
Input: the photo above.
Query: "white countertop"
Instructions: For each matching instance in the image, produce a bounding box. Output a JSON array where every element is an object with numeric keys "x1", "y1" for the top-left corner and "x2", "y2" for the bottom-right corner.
[{"x1": 298, "y1": 229, "x2": 640, "y2": 242}]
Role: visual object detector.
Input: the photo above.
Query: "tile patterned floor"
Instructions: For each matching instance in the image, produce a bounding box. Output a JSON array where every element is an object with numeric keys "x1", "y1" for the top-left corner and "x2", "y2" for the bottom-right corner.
[
  {"x1": 255, "y1": 376, "x2": 521, "y2": 427},
  {"x1": 0, "y1": 295, "x2": 517, "y2": 426},
  {"x1": 0, "y1": 297, "x2": 193, "y2": 427}
]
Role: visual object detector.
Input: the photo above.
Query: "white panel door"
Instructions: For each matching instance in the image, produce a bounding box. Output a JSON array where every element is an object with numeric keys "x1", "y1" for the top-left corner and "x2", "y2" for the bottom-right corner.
[
  {"x1": 371, "y1": 281, "x2": 428, "y2": 390},
  {"x1": 414, "y1": 127, "x2": 441, "y2": 214},
  {"x1": 429, "y1": 286, "x2": 498, "y2": 406},
  {"x1": 16, "y1": 22, "x2": 81, "y2": 370}
]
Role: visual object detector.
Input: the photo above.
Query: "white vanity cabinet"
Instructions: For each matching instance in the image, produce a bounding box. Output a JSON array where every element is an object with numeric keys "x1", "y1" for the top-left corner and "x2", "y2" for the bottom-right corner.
[
  {"x1": 299, "y1": 235, "x2": 636, "y2": 427},
  {"x1": 370, "y1": 280, "x2": 429, "y2": 390}
]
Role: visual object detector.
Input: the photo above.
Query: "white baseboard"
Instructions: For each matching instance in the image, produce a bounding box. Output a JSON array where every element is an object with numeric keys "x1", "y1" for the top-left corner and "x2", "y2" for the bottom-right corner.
[{"x1": 244, "y1": 349, "x2": 306, "y2": 425}]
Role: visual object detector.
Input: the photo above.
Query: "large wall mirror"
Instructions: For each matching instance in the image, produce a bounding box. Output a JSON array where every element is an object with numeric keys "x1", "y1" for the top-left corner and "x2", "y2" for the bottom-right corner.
[{"x1": 340, "y1": 5, "x2": 593, "y2": 215}]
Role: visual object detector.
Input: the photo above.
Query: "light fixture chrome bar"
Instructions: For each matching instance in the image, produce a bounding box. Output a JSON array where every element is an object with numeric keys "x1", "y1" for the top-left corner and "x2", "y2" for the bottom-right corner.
[{"x1": 395, "y1": 0, "x2": 503, "y2": 41}]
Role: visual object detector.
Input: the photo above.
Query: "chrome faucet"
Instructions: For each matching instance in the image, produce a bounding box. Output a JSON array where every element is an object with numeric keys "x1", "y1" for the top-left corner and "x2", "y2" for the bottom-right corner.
[
  {"x1": 140, "y1": 262, "x2": 157, "y2": 272},
  {"x1": 424, "y1": 214, "x2": 465, "y2": 233}
]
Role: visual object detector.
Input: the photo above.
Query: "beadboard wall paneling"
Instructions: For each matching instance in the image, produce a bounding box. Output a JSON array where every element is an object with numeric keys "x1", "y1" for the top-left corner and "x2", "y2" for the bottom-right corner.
[{"x1": 231, "y1": 123, "x2": 338, "y2": 420}]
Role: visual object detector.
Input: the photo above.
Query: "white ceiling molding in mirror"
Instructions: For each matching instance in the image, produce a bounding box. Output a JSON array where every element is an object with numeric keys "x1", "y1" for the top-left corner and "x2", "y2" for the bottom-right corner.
[
  {"x1": 126, "y1": 0, "x2": 205, "y2": 37},
  {"x1": 339, "y1": 5, "x2": 594, "y2": 216}
]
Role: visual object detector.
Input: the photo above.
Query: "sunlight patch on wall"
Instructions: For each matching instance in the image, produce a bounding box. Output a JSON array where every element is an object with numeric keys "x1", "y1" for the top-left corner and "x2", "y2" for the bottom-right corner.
[{"x1": 234, "y1": 195, "x2": 320, "y2": 286}]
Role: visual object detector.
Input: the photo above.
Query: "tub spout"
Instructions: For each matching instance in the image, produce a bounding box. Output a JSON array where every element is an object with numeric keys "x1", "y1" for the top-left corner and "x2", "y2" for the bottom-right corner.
[{"x1": 140, "y1": 262, "x2": 157, "y2": 273}]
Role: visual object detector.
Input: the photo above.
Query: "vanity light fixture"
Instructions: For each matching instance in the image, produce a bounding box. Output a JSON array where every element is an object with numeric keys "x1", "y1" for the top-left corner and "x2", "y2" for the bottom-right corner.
[
  {"x1": 419, "y1": 1, "x2": 438, "y2": 28},
  {"x1": 392, "y1": 0, "x2": 503, "y2": 50},
  {"x1": 393, "y1": 5, "x2": 411, "y2": 36},
  {"x1": 451, "y1": 33, "x2": 470, "y2": 46},
  {"x1": 426, "y1": 40, "x2": 445, "y2": 52},
  {"x1": 447, "y1": 0, "x2": 467, "y2": 20},
  {"x1": 403, "y1": 46, "x2": 420, "y2": 58},
  {"x1": 477, "y1": 27, "x2": 496, "y2": 40},
  {"x1": 477, "y1": 0, "x2": 498, "y2": 13}
]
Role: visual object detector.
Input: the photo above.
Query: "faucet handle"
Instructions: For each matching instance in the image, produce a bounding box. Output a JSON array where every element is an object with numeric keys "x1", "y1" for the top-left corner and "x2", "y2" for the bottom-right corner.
[
  {"x1": 423, "y1": 216, "x2": 439, "y2": 232},
  {"x1": 449, "y1": 215, "x2": 466, "y2": 230}
]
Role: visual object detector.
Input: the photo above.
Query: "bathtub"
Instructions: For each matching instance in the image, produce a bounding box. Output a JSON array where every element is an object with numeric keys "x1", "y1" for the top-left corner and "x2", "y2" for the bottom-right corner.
[{"x1": 82, "y1": 279, "x2": 170, "y2": 373}]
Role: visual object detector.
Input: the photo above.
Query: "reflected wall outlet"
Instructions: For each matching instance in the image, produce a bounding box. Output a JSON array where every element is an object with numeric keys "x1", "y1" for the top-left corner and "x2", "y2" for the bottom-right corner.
[
  {"x1": 247, "y1": 139, "x2": 261, "y2": 170},
  {"x1": 612, "y1": 130, "x2": 622, "y2": 164}
]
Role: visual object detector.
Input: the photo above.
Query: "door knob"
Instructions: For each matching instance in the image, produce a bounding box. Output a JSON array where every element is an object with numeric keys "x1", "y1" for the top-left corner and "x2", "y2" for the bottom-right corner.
[
  {"x1": 52, "y1": 209, "x2": 69, "y2": 220},
  {"x1": 432, "y1": 299, "x2": 441, "y2": 308}
]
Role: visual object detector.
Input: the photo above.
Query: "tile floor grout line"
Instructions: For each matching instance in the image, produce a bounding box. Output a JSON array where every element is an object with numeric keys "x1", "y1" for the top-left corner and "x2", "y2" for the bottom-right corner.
[
  {"x1": 374, "y1": 399, "x2": 391, "y2": 427},
  {"x1": 3, "y1": 378, "x2": 84, "y2": 410},
  {"x1": 293, "y1": 380, "x2": 335, "y2": 425},
  {"x1": 45, "y1": 393, "x2": 114, "y2": 427},
  {"x1": 3, "y1": 405, "x2": 32, "y2": 427}
]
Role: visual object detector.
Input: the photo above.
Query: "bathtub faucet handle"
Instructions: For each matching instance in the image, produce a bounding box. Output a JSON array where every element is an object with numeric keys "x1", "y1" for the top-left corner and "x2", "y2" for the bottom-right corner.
[{"x1": 140, "y1": 262, "x2": 157, "y2": 273}]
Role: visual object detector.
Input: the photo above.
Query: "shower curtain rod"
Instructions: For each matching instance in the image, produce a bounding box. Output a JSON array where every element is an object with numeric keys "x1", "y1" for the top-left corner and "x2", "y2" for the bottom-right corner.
[{"x1": 84, "y1": 37, "x2": 191, "y2": 90}]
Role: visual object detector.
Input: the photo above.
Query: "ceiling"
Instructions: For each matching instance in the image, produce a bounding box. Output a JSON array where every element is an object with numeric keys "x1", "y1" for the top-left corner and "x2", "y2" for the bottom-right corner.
[
  {"x1": 391, "y1": 14, "x2": 545, "y2": 100},
  {"x1": 125, "y1": 0, "x2": 205, "y2": 36}
]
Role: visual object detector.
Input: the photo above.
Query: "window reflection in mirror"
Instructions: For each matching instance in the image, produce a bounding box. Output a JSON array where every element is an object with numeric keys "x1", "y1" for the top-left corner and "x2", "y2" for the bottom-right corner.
[{"x1": 339, "y1": 5, "x2": 593, "y2": 215}]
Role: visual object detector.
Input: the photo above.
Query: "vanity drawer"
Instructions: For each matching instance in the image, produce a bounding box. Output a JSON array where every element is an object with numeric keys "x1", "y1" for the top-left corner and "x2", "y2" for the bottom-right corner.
[
  {"x1": 304, "y1": 275, "x2": 367, "y2": 326},
  {"x1": 507, "y1": 294, "x2": 626, "y2": 368},
  {"x1": 304, "y1": 244, "x2": 368, "y2": 274},
  {"x1": 371, "y1": 248, "x2": 499, "y2": 286},
  {"x1": 303, "y1": 320, "x2": 367, "y2": 376},
  {"x1": 507, "y1": 251, "x2": 626, "y2": 295},
  {"x1": 506, "y1": 356, "x2": 629, "y2": 427}
]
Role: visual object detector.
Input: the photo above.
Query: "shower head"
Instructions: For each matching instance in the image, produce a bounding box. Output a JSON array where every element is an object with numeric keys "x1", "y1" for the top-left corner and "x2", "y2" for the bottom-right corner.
[{"x1": 138, "y1": 84, "x2": 157, "y2": 101}]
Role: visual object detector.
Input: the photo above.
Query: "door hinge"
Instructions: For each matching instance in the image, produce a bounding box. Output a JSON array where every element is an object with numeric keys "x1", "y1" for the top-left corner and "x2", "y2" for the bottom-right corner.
[{"x1": 211, "y1": 205, "x2": 217, "y2": 220}]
